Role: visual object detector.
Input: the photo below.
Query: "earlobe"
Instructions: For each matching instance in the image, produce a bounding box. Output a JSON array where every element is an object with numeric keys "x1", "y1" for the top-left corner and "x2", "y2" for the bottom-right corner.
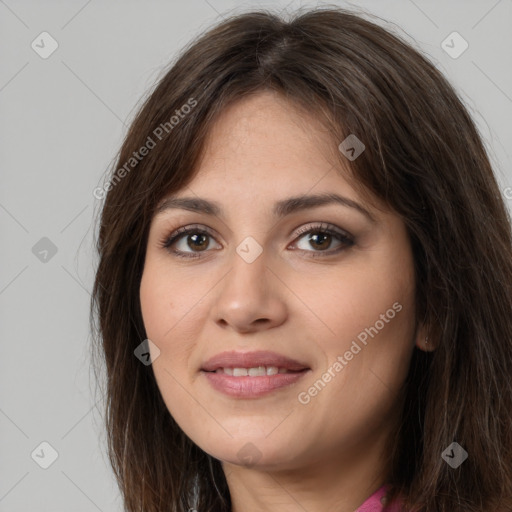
[{"x1": 415, "y1": 334, "x2": 436, "y2": 352}]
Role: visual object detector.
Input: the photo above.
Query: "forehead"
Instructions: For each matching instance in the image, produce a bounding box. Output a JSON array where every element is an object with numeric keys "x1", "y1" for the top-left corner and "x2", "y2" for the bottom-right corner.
[
  {"x1": 155, "y1": 92, "x2": 384, "y2": 223},
  {"x1": 181, "y1": 91, "x2": 354, "y2": 196}
]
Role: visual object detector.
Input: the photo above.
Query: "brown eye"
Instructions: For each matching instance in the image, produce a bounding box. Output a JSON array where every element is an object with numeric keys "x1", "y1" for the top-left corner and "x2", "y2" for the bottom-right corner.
[
  {"x1": 304, "y1": 232, "x2": 333, "y2": 251},
  {"x1": 292, "y1": 223, "x2": 354, "y2": 257},
  {"x1": 186, "y1": 233, "x2": 209, "y2": 251},
  {"x1": 160, "y1": 225, "x2": 221, "y2": 259}
]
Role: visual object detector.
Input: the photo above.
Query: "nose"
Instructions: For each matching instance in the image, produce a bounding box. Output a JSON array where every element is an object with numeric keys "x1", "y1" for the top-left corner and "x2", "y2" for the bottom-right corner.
[{"x1": 211, "y1": 247, "x2": 288, "y2": 334}]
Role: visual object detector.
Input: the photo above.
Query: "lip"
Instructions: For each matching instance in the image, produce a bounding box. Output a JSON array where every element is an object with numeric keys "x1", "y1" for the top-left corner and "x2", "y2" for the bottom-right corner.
[
  {"x1": 201, "y1": 370, "x2": 310, "y2": 398},
  {"x1": 200, "y1": 350, "x2": 309, "y2": 372},
  {"x1": 200, "y1": 350, "x2": 311, "y2": 399}
]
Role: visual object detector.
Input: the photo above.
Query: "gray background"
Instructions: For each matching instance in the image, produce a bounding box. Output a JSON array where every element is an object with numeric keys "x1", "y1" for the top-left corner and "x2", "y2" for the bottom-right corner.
[{"x1": 1, "y1": 0, "x2": 511, "y2": 510}]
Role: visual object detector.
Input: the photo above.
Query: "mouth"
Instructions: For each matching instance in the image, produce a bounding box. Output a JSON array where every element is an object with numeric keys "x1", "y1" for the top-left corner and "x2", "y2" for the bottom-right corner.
[
  {"x1": 203, "y1": 366, "x2": 307, "y2": 376},
  {"x1": 200, "y1": 349, "x2": 310, "y2": 373},
  {"x1": 199, "y1": 350, "x2": 311, "y2": 398},
  {"x1": 200, "y1": 367, "x2": 310, "y2": 398}
]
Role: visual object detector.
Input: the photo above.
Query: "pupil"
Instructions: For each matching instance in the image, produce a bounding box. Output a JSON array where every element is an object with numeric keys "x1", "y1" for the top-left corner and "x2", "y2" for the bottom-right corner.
[
  {"x1": 189, "y1": 234, "x2": 208, "y2": 251},
  {"x1": 310, "y1": 233, "x2": 330, "y2": 250}
]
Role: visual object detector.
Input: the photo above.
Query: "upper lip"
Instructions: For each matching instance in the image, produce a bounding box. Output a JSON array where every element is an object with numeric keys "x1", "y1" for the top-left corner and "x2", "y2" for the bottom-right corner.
[{"x1": 201, "y1": 350, "x2": 309, "y2": 372}]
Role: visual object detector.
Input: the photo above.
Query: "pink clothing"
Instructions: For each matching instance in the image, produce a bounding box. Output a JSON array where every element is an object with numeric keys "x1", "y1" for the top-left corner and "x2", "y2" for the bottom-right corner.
[{"x1": 356, "y1": 484, "x2": 404, "y2": 512}]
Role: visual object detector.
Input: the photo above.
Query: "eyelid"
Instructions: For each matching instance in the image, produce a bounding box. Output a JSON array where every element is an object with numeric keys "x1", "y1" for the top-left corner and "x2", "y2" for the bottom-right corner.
[
  {"x1": 288, "y1": 222, "x2": 354, "y2": 257},
  {"x1": 291, "y1": 222, "x2": 352, "y2": 241},
  {"x1": 159, "y1": 223, "x2": 219, "y2": 249}
]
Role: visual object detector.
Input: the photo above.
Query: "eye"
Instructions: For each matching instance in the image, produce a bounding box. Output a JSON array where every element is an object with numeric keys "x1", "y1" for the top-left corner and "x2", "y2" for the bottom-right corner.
[
  {"x1": 159, "y1": 224, "x2": 221, "y2": 259},
  {"x1": 290, "y1": 222, "x2": 354, "y2": 257},
  {"x1": 159, "y1": 222, "x2": 354, "y2": 259}
]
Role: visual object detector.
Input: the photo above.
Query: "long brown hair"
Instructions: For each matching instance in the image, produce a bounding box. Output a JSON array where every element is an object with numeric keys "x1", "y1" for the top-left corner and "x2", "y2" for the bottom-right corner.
[{"x1": 90, "y1": 6, "x2": 512, "y2": 512}]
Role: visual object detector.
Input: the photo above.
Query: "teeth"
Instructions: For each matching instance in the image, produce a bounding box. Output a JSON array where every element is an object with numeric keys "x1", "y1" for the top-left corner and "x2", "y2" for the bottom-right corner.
[
  {"x1": 248, "y1": 366, "x2": 266, "y2": 377},
  {"x1": 214, "y1": 366, "x2": 292, "y2": 376}
]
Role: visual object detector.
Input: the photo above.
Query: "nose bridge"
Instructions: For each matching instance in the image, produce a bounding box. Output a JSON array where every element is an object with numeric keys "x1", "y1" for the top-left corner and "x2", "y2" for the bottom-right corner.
[
  {"x1": 211, "y1": 237, "x2": 287, "y2": 331},
  {"x1": 225, "y1": 238, "x2": 270, "y2": 298}
]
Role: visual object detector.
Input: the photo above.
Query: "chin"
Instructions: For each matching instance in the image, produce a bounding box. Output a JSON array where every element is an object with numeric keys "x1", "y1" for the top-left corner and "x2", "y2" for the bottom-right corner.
[{"x1": 199, "y1": 436, "x2": 303, "y2": 471}]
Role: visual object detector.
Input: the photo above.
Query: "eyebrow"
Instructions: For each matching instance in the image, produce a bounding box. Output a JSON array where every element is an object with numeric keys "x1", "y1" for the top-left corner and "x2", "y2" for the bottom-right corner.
[{"x1": 155, "y1": 193, "x2": 376, "y2": 223}]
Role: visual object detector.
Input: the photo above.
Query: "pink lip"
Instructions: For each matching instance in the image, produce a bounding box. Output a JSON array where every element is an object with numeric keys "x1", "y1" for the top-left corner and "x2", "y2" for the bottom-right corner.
[
  {"x1": 200, "y1": 350, "x2": 309, "y2": 372},
  {"x1": 200, "y1": 350, "x2": 311, "y2": 399},
  {"x1": 202, "y1": 370, "x2": 310, "y2": 398}
]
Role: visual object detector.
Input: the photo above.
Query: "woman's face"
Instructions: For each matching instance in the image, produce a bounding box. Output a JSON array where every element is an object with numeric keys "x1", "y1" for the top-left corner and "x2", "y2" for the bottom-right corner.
[{"x1": 140, "y1": 91, "x2": 419, "y2": 472}]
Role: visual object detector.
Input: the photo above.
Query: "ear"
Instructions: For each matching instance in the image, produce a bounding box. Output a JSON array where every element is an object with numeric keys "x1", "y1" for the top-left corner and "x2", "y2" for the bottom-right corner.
[{"x1": 414, "y1": 326, "x2": 436, "y2": 352}]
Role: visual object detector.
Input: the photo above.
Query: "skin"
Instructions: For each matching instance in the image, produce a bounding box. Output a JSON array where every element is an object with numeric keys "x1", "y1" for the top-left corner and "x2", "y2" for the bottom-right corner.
[{"x1": 139, "y1": 90, "x2": 431, "y2": 512}]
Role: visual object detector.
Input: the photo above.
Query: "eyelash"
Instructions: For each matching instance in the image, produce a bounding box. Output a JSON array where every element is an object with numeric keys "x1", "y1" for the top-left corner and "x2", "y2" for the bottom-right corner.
[{"x1": 158, "y1": 222, "x2": 354, "y2": 260}]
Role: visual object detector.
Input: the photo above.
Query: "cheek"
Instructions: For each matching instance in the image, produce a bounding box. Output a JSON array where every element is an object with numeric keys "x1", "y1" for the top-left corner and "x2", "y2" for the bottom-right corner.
[
  {"x1": 291, "y1": 259, "x2": 414, "y2": 347},
  {"x1": 139, "y1": 261, "x2": 193, "y2": 373},
  {"x1": 139, "y1": 258, "x2": 205, "y2": 369},
  {"x1": 295, "y1": 276, "x2": 415, "y2": 449},
  {"x1": 140, "y1": 255, "x2": 197, "y2": 341},
  {"x1": 296, "y1": 236, "x2": 416, "y2": 387},
  {"x1": 139, "y1": 266, "x2": 170, "y2": 341},
  {"x1": 139, "y1": 262, "x2": 198, "y2": 420}
]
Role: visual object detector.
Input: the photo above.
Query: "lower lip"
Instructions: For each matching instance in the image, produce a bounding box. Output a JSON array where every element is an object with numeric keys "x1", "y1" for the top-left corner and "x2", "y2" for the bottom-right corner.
[{"x1": 201, "y1": 369, "x2": 310, "y2": 398}]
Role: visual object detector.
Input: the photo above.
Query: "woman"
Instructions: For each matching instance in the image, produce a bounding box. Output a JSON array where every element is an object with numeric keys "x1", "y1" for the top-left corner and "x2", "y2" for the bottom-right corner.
[{"x1": 90, "y1": 6, "x2": 512, "y2": 512}]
